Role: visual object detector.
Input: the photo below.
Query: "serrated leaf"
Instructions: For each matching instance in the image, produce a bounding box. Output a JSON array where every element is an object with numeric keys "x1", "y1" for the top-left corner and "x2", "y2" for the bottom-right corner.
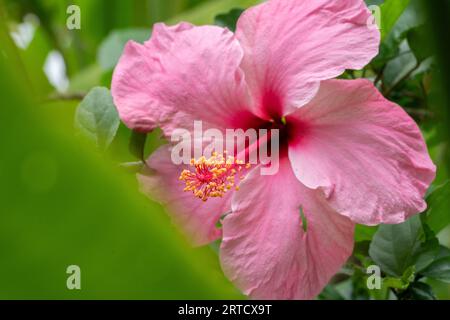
[
  {"x1": 97, "y1": 28, "x2": 151, "y2": 71},
  {"x1": 214, "y1": 8, "x2": 244, "y2": 31},
  {"x1": 75, "y1": 87, "x2": 120, "y2": 150},
  {"x1": 369, "y1": 215, "x2": 438, "y2": 277}
]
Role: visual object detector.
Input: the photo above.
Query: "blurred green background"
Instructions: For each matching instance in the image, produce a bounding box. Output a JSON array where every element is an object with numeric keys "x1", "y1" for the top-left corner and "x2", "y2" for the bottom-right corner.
[
  {"x1": 0, "y1": 0, "x2": 259, "y2": 300},
  {"x1": 0, "y1": 0, "x2": 449, "y2": 299}
]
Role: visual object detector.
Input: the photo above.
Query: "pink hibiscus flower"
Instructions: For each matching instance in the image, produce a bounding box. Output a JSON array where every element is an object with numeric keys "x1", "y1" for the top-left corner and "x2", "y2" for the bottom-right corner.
[{"x1": 111, "y1": 0, "x2": 436, "y2": 299}]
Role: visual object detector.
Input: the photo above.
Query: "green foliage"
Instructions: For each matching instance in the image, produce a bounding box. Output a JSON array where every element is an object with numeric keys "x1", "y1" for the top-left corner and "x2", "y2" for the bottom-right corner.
[
  {"x1": 2, "y1": 0, "x2": 450, "y2": 301},
  {"x1": 214, "y1": 8, "x2": 243, "y2": 31},
  {"x1": 167, "y1": 0, "x2": 258, "y2": 25},
  {"x1": 318, "y1": 285, "x2": 346, "y2": 300},
  {"x1": 399, "y1": 281, "x2": 437, "y2": 300},
  {"x1": 0, "y1": 46, "x2": 241, "y2": 300},
  {"x1": 97, "y1": 28, "x2": 151, "y2": 71},
  {"x1": 371, "y1": 0, "x2": 423, "y2": 70},
  {"x1": 421, "y1": 247, "x2": 450, "y2": 283},
  {"x1": 363, "y1": 210, "x2": 449, "y2": 299},
  {"x1": 407, "y1": 24, "x2": 433, "y2": 63},
  {"x1": 383, "y1": 266, "x2": 416, "y2": 290},
  {"x1": 355, "y1": 225, "x2": 379, "y2": 242},
  {"x1": 75, "y1": 87, "x2": 120, "y2": 150},
  {"x1": 379, "y1": 0, "x2": 411, "y2": 40},
  {"x1": 0, "y1": 0, "x2": 254, "y2": 299},
  {"x1": 68, "y1": 64, "x2": 104, "y2": 92},
  {"x1": 129, "y1": 130, "x2": 148, "y2": 162},
  {"x1": 369, "y1": 215, "x2": 438, "y2": 277},
  {"x1": 426, "y1": 181, "x2": 450, "y2": 233}
]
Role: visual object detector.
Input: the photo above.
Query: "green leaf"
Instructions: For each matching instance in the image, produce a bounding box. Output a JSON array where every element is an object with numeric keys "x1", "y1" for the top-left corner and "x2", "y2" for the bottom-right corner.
[
  {"x1": 407, "y1": 24, "x2": 433, "y2": 63},
  {"x1": 426, "y1": 181, "x2": 450, "y2": 233},
  {"x1": 383, "y1": 265, "x2": 415, "y2": 290},
  {"x1": 298, "y1": 207, "x2": 308, "y2": 232},
  {"x1": 318, "y1": 285, "x2": 345, "y2": 300},
  {"x1": 402, "y1": 265, "x2": 416, "y2": 283},
  {"x1": 97, "y1": 28, "x2": 151, "y2": 71},
  {"x1": 351, "y1": 271, "x2": 371, "y2": 300},
  {"x1": 129, "y1": 130, "x2": 148, "y2": 161},
  {"x1": 370, "y1": 282, "x2": 390, "y2": 300},
  {"x1": 414, "y1": 217, "x2": 440, "y2": 272},
  {"x1": 167, "y1": 0, "x2": 259, "y2": 26},
  {"x1": 355, "y1": 224, "x2": 378, "y2": 242},
  {"x1": 414, "y1": 236, "x2": 440, "y2": 273},
  {"x1": 371, "y1": 0, "x2": 423, "y2": 70},
  {"x1": 371, "y1": 35, "x2": 404, "y2": 70},
  {"x1": 379, "y1": 0, "x2": 411, "y2": 40},
  {"x1": 400, "y1": 281, "x2": 437, "y2": 300},
  {"x1": 365, "y1": 0, "x2": 384, "y2": 6},
  {"x1": 383, "y1": 278, "x2": 409, "y2": 290},
  {"x1": 383, "y1": 43, "x2": 415, "y2": 87},
  {"x1": 214, "y1": 8, "x2": 244, "y2": 31},
  {"x1": 421, "y1": 257, "x2": 450, "y2": 283},
  {"x1": 421, "y1": 246, "x2": 450, "y2": 283},
  {"x1": 75, "y1": 87, "x2": 120, "y2": 150},
  {"x1": 68, "y1": 64, "x2": 103, "y2": 93},
  {"x1": 436, "y1": 245, "x2": 450, "y2": 259},
  {"x1": 369, "y1": 215, "x2": 438, "y2": 277},
  {"x1": 353, "y1": 241, "x2": 371, "y2": 260},
  {"x1": 0, "y1": 49, "x2": 239, "y2": 299}
]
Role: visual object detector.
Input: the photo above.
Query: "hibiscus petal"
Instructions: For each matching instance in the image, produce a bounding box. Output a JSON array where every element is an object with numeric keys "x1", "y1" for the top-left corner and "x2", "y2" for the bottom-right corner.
[
  {"x1": 138, "y1": 145, "x2": 232, "y2": 246},
  {"x1": 288, "y1": 79, "x2": 436, "y2": 225},
  {"x1": 236, "y1": 0, "x2": 380, "y2": 117},
  {"x1": 220, "y1": 159, "x2": 354, "y2": 300},
  {"x1": 111, "y1": 23, "x2": 254, "y2": 135}
]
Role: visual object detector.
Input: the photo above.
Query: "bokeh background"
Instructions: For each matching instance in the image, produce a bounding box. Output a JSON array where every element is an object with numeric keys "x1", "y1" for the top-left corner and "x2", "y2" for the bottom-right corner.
[{"x1": 0, "y1": 0, "x2": 449, "y2": 299}]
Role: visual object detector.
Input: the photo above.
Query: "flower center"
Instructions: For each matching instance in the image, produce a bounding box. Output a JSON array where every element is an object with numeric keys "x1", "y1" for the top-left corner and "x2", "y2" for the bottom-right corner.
[{"x1": 179, "y1": 152, "x2": 250, "y2": 201}]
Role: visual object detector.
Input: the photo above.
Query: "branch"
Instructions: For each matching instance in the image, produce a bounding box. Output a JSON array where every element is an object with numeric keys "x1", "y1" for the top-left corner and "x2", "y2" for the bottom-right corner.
[
  {"x1": 374, "y1": 65, "x2": 385, "y2": 86},
  {"x1": 46, "y1": 92, "x2": 86, "y2": 101},
  {"x1": 384, "y1": 61, "x2": 421, "y2": 96}
]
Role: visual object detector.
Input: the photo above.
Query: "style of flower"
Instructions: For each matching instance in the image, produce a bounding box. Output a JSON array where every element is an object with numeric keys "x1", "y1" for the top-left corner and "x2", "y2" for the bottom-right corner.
[{"x1": 111, "y1": 0, "x2": 436, "y2": 299}]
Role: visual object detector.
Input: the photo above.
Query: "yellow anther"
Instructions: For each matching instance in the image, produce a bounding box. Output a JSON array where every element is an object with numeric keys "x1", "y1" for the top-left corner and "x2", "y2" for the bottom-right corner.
[{"x1": 178, "y1": 152, "x2": 250, "y2": 201}]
